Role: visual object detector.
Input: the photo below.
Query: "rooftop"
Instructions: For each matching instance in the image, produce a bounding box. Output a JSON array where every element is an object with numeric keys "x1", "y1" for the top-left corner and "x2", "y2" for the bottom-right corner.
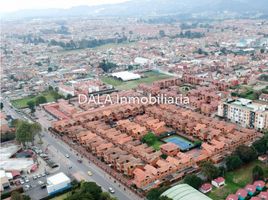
[
  {"x1": 47, "y1": 172, "x2": 70, "y2": 185},
  {"x1": 161, "y1": 184, "x2": 213, "y2": 200}
]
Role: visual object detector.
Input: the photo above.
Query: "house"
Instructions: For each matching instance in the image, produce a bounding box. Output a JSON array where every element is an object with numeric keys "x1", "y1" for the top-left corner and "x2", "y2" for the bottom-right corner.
[
  {"x1": 160, "y1": 142, "x2": 179, "y2": 156},
  {"x1": 199, "y1": 183, "x2": 212, "y2": 193},
  {"x1": 254, "y1": 180, "x2": 265, "y2": 191},
  {"x1": 259, "y1": 191, "x2": 268, "y2": 199},
  {"x1": 236, "y1": 189, "x2": 248, "y2": 200},
  {"x1": 259, "y1": 93, "x2": 268, "y2": 102},
  {"x1": 211, "y1": 177, "x2": 225, "y2": 188},
  {"x1": 226, "y1": 194, "x2": 239, "y2": 200},
  {"x1": 245, "y1": 184, "x2": 256, "y2": 196}
]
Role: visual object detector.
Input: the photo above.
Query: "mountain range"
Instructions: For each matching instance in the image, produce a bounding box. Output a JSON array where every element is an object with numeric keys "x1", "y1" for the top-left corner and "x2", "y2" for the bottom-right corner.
[{"x1": 2, "y1": 0, "x2": 268, "y2": 19}]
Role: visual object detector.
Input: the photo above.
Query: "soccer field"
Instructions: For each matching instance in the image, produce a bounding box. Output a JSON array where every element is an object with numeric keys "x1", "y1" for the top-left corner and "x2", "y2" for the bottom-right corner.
[{"x1": 101, "y1": 71, "x2": 172, "y2": 90}]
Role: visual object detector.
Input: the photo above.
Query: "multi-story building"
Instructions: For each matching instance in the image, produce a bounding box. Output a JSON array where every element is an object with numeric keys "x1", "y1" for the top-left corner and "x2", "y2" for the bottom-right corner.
[{"x1": 218, "y1": 98, "x2": 268, "y2": 131}]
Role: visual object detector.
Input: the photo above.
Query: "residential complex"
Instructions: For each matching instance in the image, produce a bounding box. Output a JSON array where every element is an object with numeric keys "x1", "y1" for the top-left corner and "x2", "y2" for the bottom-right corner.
[{"x1": 218, "y1": 98, "x2": 268, "y2": 130}]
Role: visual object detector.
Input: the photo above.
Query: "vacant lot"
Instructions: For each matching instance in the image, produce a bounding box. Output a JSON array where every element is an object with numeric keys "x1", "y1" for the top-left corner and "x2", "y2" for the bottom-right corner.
[
  {"x1": 208, "y1": 160, "x2": 268, "y2": 200},
  {"x1": 11, "y1": 91, "x2": 58, "y2": 109},
  {"x1": 101, "y1": 71, "x2": 172, "y2": 90}
]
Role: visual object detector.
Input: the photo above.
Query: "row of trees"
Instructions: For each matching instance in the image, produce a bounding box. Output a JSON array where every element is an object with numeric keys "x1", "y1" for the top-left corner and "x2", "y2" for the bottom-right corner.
[
  {"x1": 27, "y1": 88, "x2": 63, "y2": 113},
  {"x1": 66, "y1": 182, "x2": 117, "y2": 200},
  {"x1": 49, "y1": 36, "x2": 128, "y2": 50},
  {"x1": 27, "y1": 96, "x2": 47, "y2": 113}
]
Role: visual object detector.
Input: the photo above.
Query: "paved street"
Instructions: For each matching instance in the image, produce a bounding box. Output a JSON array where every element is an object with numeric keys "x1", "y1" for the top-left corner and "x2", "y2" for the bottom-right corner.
[{"x1": 2, "y1": 98, "x2": 143, "y2": 200}]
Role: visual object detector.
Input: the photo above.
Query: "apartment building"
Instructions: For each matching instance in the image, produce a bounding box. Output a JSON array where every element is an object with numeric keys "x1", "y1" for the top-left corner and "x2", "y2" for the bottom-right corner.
[{"x1": 218, "y1": 98, "x2": 268, "y2": 130}]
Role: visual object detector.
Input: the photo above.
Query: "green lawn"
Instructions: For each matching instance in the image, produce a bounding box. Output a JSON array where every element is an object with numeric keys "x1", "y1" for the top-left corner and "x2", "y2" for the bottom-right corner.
[
  {"x1": 11, "y1": 91, "x2": 59, "y2": 109},
  {"x1": 152, "y1": 141, "x2": 164, "y2": 151},
  {"x1": 208, "y1": 160, "x2": 268, "y2": 200},
  {"x1": 101, "y1": 71, "x2": 172, "y2": 90}
]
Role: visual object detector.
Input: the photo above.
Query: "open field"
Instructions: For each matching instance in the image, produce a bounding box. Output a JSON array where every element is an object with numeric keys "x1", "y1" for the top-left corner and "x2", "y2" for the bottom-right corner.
[
  {"x1": 11, "y1": 91, "x2": 58, "y2": 109},
  {"x1": 208, "y1": 160, "x2": 268, "y2": 200},
  {"x1": 101, "y1": 71, "x2": 172, "y2": 90}
]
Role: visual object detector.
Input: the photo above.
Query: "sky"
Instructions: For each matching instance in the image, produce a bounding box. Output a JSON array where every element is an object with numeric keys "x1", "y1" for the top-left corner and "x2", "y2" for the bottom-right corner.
[{"x1": 0, "y1": 0, "x2": 129, "y2": 13}]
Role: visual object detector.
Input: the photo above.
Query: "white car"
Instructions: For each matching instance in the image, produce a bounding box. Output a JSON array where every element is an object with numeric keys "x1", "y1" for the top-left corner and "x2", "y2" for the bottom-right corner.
[
  {"x1": 25, "y1": 179, "x2": 29, "y2": 183},
  {"x1": 65, "y1": 154, "x2": 70, "y2": 158},
  {"x1": 108, "y1": 187, "x2": 115, "y2": 194},
  {"x1": 38, "y1": 180, "x2": 44, "y2": 185},
  {"x1": 20, "y1": 180, "x2": 25, "y2": 185},
  {"x1": 24, "y1": 185, "x2": 30, "y2": 190}
]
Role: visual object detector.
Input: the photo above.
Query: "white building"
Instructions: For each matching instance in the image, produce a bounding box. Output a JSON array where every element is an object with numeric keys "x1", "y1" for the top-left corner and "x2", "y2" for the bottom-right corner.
[
  {"x1": 134, "y1": 57, "x2": 149, "y2": 65},
  {"x1": 47, "y1": 172, "x2": 71, "y2": 195},
  {"x1": 111, "y1": 71, "x2": 141, "y2": 81},
  {"x1": 218, "y1": 98, "x2": 268, "y2": 130}
]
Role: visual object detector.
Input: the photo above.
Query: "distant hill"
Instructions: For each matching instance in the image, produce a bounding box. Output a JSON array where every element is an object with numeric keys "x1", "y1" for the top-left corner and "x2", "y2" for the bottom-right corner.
[{"x1": 2, "y1": 0, "x2": 268, "y2": 19}]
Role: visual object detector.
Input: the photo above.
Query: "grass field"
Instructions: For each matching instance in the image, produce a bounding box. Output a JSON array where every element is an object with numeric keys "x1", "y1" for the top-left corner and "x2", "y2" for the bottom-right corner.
[
  {"x1": 101, "y1": 71, "x2": 172, "y2": 90},
  {"x1": 152, "y1": 141, "x2": 164, "y2": 151},
  {"x1": 208, "y1": 160, "x2": 268, "y2": 200},
  {"x1": 11, "y1": 91, "x2": 58, "y2": 109}
]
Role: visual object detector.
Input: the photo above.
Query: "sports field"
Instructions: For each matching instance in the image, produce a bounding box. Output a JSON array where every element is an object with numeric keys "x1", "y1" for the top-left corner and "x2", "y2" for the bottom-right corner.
[{"x1": 101, "y1": 71, "x2": 172, "y2": 90}]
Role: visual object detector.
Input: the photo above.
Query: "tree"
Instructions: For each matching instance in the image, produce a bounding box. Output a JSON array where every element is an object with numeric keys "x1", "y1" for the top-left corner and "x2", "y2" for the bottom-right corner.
[
  {"x1": 226, "y1": 155, "x2": 243, "y2": 171},
  {"x1": 184, "y1": 174, "x2": 203, "y2": 189},
  {"x1": 48, "y1": 67, "x2": 53, "y2": 72},
  {"x1": 142, "y1": 132, "x2": 157, "y2": 146},
  {"x1": 159, "y1": 30, "x2": 165, "y2": 37},
  {"x1": 235, "y1": 145, "x2": 257, "y2": 163},
  {"x1": 100, "y1": 192, "x2": 118, "y2": 200},
  {"x1": 66, "y1": 191, "x2": 94, "y2": 200},
  {"x1": 147, "y1": 187, "x2": 169, "y2": 200},
  {"x1": 11, "y1": 191, "x2": 23, "y2": 200},
  {"x1": 252, "y1": 137, "x2": 268, "y2": 155},
  {"x1": 252, "y1": 165, "x2": 264, "y2": 181},
  {"x1": 66, "y1": 94, "x2": 72, "y2": 100},
  {"x1": 80, "y1": 182, "x2": 102, "y2": 200},
  {"x1": 35, "y1": 95, "x2": 47, "y2": 106},
  {"x1": 16, "y1": 121, "x2": 32, "y2": 146},
  {"x1": 48, "y1": 86, "x2": 54, "y2": 91},
  {"x1": 159, "y1": 196, "x2": 172, "y2": 200},
  {"x1": 219, "y1": 166, "x2": 226, "y2": 177},
  {"x1": 0, "y1": 102, "x2": 3, "y2": 109},
  {"x1": 27, "y1": 100, "x2": 35, "y2": 113},
  {"x1": 30, "y1": 122, "x2": 42, "y2": 143},
  {"x1": 15, "y1": 121, "x2": 41, "y2": 146},
  {"x1": 22, "y1": 195, "x2": 31, "y2": 200},
  {"x1": 200, "y1": 161, "x2": 220, "y2": 181}
]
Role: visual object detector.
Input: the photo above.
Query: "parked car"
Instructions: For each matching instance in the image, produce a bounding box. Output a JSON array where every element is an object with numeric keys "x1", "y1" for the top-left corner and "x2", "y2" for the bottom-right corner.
[
  {"x1": 77, "y1": 159, "x2": 82, "y2": 163},
  {"x1": 38, "y1": 181, "x2": 44, "y2": 185},
  {"x1": 25, "y1": 179, "x2": 29, "y2": 183},
  {"x1": 33, "y1": 175, "x2": 37, "y2": 180},
  {"x1": 24, "y1": 184, "x2": 30, "y2": 190},
  {"x1": 37, "y1": 174, "x2": 41, "y2": 178},
  {"x1": 20, "y1": 179, "x2": 25, "y2": 185},
  {"x1": 65, "y1": 154, "x2": 70, "y2": 158},
  {"x1": 108, "y1": 187, "x2": 115, "y2": 194},
  {"x1": 87, "y1": 171, "x2": 93, "y2": 176}
]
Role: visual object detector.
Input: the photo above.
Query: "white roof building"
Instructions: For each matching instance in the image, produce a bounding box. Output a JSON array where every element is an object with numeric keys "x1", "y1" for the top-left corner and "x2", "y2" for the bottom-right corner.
[{"x1": 111, "y1": 71, "x2": 141, "y2": 81}]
